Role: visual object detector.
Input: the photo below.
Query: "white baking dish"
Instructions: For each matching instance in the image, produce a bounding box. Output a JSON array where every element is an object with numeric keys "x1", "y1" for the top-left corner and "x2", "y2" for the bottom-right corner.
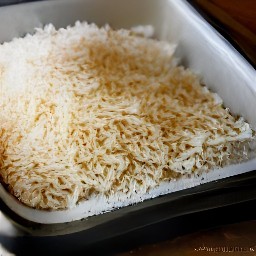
[{"x1": 0, "y1": 0, "x2": 256, "y2": 226}]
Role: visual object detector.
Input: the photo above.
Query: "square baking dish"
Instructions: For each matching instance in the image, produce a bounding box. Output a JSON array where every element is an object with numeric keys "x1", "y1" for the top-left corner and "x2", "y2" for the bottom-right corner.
[{"x1": 0, "y1": 0, "x2": 256, "y2": 236}]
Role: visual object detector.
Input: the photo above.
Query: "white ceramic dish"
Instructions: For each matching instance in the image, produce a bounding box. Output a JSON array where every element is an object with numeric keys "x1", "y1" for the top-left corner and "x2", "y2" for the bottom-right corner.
[{"x1": 0, "y1": 0, "x2": 255, "y2": 225}]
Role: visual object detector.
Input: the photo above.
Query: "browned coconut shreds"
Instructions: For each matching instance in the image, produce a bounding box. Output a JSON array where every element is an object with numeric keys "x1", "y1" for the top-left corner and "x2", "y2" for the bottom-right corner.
[{"x1": 0, "y1": 22, "x2": 253, "y2": 210}]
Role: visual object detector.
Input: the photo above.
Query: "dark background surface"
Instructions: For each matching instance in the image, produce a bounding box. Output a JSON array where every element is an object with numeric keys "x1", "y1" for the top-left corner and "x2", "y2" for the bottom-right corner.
[
  {"x1": 0, "y1": 0, "x2": 255, "y2": 255},
  {"x1": 0, "y1": 201, "x2": 255, "y2": 255},
  {"x1": 189, "y1": 0, "x2": 256, "y2": 68}
]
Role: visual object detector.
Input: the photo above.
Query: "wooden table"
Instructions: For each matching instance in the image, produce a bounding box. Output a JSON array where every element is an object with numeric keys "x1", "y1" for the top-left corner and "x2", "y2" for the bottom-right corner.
[{"x1": 189, "y1": 0, "x2": 256, "y2": 67}]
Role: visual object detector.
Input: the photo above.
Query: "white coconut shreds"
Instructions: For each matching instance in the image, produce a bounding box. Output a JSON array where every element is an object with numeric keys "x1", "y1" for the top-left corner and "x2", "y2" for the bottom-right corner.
[{"x1": 0, "y1": 22, "x2": 254, "y2": 210}]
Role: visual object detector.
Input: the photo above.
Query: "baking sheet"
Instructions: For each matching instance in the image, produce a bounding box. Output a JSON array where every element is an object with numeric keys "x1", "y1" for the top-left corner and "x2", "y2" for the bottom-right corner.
[{"x1": 0, "y1": 0, "x2": 256, "y2": 226}]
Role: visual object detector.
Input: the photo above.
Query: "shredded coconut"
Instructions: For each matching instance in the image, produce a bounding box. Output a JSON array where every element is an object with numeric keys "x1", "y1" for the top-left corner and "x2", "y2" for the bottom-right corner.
[{"x1": 0, "y1": 22, "x2": 254, "y2": 210}]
